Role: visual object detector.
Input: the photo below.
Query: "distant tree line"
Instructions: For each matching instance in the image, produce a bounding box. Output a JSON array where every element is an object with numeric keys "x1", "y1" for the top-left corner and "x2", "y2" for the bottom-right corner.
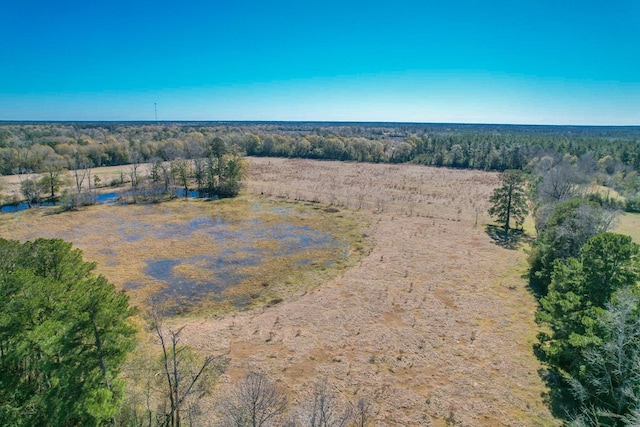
[
  {"x1": 1, "y1": 122, "x2": 639, "y2": 173},
  {"x1": 1, "y1": 122, "x2": 639, "y2": 209},
  {"x1": 0, "y1": 125, "x2": 245, "y2": 208}
]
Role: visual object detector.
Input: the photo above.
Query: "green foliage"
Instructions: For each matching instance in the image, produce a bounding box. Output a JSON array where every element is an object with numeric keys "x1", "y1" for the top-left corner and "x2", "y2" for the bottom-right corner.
[
  {"x1": 625, "y1": 195, "x2": 640, "y2": 213},
  {"x1": 487, "y1": 169, "x2": 529, "y2": 232},
  {"x1": 0, "y1": 238, "x2": 137, "y2": 426},
  {"x1": 208, "y1": 136, "x2": 227, "y2": 159},
  {"x1": 528, "y1": 199, "x2": 616, "y2": 295},
  {"x1": 202, "y1": 154, "x2": 246, "y2": 199},
  {"x1": 580, "y1": 233, "x2": 639, "y2": 306},
  {"x1": 38, "y1": 171, "x2": 67, "y2": 199},
  {"x1": 216, "y1": 155, "x2": 245, "y2": 198},
  {"x1": 19, "y1": 177, "x2": 45, "y2": 206},
  {"x1": 535, "y1": 233, "x2": 640, "y2": 425},
  {"x1": 1, "y1": 122, "x2": 639, "y2": 176},
  {"x1": 537, "y1": 233, "x2": 639, "y2": 368}
]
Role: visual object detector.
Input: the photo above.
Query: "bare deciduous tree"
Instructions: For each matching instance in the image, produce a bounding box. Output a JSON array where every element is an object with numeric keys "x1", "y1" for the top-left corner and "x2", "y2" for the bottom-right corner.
[
  {"x1": 352, "y1": 397, "x2": 372, "y2": 427},
  {"x1": 538, "y1": 162, "x2": 577, "y2": 203},
  {"x1": 222, "y1": 371, "x2": 288, "y2": 427},
  {"x1": 129, "y1": 148, "x2": 142, "y2": 203},
  {"x1": 152, "y1": 311, "x2": 228, "y2": 427},
  {"x1": 299, "y1": 379, "x2": 353, "y2": 427}
]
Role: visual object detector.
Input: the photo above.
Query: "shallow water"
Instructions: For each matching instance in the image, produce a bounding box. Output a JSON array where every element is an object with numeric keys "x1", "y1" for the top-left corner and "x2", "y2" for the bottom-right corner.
[
  {"x1": 5, "y1": 194, "x2": 349, "y2": 315},
  {"x1": 96, "y1": 192, "x2": 119, "y2": 203},
  {"x1": 145, "y1": 254, "x2": 255, "y2": 313},
  {"x1": 0, "y1": 189, "x2": 198, "y2": 213},
  {"x1": 137, "y1": 217, "x2": 343, "y2": 314},
  {"x1": 1, "y1": 201, "x2": 55, "y2": 213}
]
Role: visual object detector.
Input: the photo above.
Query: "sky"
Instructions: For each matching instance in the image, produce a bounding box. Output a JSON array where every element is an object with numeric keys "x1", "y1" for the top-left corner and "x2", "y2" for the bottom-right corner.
[{"x1": 0, "y1": 0, "x2": 638, "y2": 125}]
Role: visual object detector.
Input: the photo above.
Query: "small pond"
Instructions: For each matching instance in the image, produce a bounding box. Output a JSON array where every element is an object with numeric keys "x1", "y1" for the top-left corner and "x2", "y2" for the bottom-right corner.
[{"x1": 0, "y1": 189, "x2": 205, "y2": 213}]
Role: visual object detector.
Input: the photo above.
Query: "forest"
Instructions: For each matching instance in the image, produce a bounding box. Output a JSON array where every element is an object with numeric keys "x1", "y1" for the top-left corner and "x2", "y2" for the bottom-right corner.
[{"x1": 488, "y1": 167, "x2": 640, "y2": 425}]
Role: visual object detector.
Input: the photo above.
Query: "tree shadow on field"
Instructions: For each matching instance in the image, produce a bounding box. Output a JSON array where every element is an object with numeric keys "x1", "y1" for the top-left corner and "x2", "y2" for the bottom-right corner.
[{"x1": 485, "y1": 225, "x2": 528, "y2": 249}]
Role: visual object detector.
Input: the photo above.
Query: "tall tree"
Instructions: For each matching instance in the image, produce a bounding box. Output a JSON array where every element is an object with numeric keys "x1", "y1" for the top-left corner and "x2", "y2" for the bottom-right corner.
[
  {"x1": 535, "y1": 233, "x2": 640, "y2": 425},
  {"x1": 488, "y1": 169, "x2": 529, "y2": 232},
  {"x1": 19, "y1": 176, "x2": 45, "y2": 206},
  {"x1": 528, "y1": 199, "x2": 618, "y2": 295},
  {"x1": 0, "y1": 238, "x2": 136, "y2": 426},
  {"x1": 536, "y1": 233, "x2": 639, "y2": 371},
  {"x1": 151, "y1": 311, "x2": 227, "y2": 427},
  {"x1": 38, "y1": 153, "x2": 67, "y2": 199}
]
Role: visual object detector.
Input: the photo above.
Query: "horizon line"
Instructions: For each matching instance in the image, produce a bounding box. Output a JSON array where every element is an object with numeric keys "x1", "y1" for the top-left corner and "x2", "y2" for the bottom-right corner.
[{"x1": 0, "y1": 119, "x2": 639, "y2": 128}]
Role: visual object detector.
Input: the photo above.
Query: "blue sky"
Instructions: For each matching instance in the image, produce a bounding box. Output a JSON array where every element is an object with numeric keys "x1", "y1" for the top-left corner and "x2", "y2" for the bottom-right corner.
[{"x1": 0, "y1": 0, "x2": 638, "y2": 124}]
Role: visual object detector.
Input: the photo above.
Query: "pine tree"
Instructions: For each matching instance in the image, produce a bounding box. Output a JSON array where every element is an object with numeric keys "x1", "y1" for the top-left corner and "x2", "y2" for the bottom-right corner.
[
  {"x1": 0, "y1": 238, "x2": 136, "y2": 426},
  {"x1": 488, "y1": 169, "x2": 529, "y2": 232}
]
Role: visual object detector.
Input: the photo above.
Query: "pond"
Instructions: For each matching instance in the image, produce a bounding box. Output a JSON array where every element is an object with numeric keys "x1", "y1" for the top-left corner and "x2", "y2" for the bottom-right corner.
[
  {"x1": 1, "y1": 200, "x2": 56, "y2": 213},
  {"x1": 0, "y1": 189, "x2": 203, "y2": 213},
  {"x1": 0, "y1": 192, "x2": 121, "y2": 213}
]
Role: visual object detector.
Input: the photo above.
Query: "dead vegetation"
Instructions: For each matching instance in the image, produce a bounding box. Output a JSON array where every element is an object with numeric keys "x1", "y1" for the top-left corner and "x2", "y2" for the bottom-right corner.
[
  {"x1": 0, "y1": 158, "x2": 559, "y2": 425},
  {"x1": 177, "y1": 158, "x2": 557, "y2": 426},
  {"x1": 0, "y1": 195, "x2": 364, "y2": 315},
  {"x1": 247, "y1": 158, "x2": 498, "y2": 224}
]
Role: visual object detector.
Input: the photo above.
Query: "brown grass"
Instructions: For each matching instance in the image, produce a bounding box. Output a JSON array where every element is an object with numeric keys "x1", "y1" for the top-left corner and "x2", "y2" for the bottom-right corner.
[
  {"x1": 615, "y1": 212, "x2": 640, "y2": 243},
  {"x1": 247, "y1": 158, "x2": 497, "y2": 224},
  {"x1": 0, "y1": 193, "x2": 366, "y2": 315},
  {"x1": 0, "y1": 158, "x2": 558, "y2": 425},
  {"x1": 179, "y1": 158, "x2": 556, "y2": 426}
]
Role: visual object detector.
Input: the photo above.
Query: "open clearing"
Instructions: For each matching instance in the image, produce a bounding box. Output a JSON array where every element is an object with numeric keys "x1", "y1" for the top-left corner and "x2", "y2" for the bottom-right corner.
[{"x1": 0, "y1": 158, "x2": 560, "y2": 425}]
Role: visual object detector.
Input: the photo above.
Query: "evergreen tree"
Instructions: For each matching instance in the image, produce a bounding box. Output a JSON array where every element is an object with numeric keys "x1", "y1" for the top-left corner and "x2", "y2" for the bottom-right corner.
[
  {"x1": 528, "y1": 199, "x2": 616, "y2": 295},
  {"x1": 0, "y1": 238, "x2": 136, "y2": 426},
  {"x1": 535, "y1": 233, "x2": 640, "y2": 425},
  {"x1": 568, "y1": 289, "x2": 640, "y2": 427},
  {"x1": 488, "y1": 169, "x2": 529, "y2": 232},
  {"x1": 537, "y1": 233, "x2": 639, "y2": 371}
]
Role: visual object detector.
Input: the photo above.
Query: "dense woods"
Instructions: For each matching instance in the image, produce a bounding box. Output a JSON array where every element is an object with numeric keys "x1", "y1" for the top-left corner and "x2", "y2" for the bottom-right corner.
[
  {"x1": 0, "y1": 239, "x2": 136, "y2": 426},
  {"x1": 524, "y1": 166, "x2": 640, "y2": 424},
  {"x1": 0, "y1": 122, "x2": 639, "y2": 194},
  {"x1": 2, "y1": 122, "x2": 639, "y2": 172},
  {"x1": 1, "y1": 121, "x2": 639, "y2": 210}
]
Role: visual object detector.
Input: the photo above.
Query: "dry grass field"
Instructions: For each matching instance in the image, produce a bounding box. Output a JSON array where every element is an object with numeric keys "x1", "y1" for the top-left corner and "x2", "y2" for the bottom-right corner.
[
  {"x1": 184, "y1": 158, "x2": 557, "y2": 426},
  {"x1": 615, "y1": 212, "x2": 640, "y2": 243},
  {"x1": 0, "y1": 158, "x2": 559, "y2": 426}
]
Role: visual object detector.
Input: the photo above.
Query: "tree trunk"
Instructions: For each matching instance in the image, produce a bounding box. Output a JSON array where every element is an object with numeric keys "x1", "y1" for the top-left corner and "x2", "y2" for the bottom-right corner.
[{"x1": 505, "y1": 186, "x2": 512, "y2": 233}]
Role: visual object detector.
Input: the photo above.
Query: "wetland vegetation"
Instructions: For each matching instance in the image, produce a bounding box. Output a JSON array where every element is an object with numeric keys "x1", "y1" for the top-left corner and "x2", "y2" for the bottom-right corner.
[
  {"x1": 0, "y1": 196, "x2": 368, "y2": 316},
  {"x1": 1, "y1": 121, "x2": 640, "y2": 425}
]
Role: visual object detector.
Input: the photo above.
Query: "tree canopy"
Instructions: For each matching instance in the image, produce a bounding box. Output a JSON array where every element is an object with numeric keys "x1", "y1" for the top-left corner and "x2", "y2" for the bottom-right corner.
[
  {"x1": 0, "y1": 238, "x2": 137, "y2": 426},
  {"x1": 535, "y1": 232, "x2": 640, "y2": 425},
  {"x1": 528, "y1": 199, "x2": 617, "y2": 295}
]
